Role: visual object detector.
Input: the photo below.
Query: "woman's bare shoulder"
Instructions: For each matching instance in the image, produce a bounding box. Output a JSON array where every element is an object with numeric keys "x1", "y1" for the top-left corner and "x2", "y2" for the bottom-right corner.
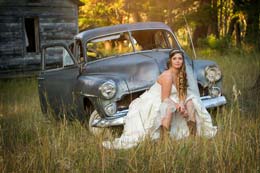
[{"x1": 157, "y1": 70, "x2": 173, "y2": 84}]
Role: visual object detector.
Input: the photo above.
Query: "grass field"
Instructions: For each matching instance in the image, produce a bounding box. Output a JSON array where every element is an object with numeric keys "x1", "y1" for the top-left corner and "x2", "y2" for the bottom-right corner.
[{"x1": 0, "y1": 49, "x2": 260, "y2": 172}]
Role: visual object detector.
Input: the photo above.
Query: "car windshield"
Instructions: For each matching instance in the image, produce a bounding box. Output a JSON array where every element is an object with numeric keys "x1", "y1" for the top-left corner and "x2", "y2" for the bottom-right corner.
[
  {"x1": 131, "y1": 29, "x2": 177, "y2": 51},
  {"x1": 86, "y1": 32, "x2": 133, "y2": 62},
  {"x1": 86, "y1": 29, "x2": 177, "y2": 62}
]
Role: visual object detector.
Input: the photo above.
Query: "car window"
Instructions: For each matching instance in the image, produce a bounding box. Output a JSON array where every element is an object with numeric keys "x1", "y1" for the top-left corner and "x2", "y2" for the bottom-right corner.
[
  {"x1": 86, "y1": 32, "x2": 134, "y2": 62},
  {"x1": 165, "y1": 32, "x2": 178, "y2": 49},
  {"x1": 45, "y1": 46, "x2": 74, "y2": 70},
  {"x1": 63, "y1": 49, "x2": 74, "y2": 66},
  {"x1": 131, "y1": 29, "x2": 178, "y2": 50}
]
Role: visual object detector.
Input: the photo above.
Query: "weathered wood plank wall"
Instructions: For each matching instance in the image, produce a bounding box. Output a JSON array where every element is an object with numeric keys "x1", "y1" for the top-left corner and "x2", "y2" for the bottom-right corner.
[{"x1": 0, "y1": 0, "x2": 81, "y2": 76}]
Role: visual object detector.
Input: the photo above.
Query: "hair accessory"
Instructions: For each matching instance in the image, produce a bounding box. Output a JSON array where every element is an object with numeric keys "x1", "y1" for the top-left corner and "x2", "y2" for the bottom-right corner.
[{"x1": 169, "y1": 49, "x2": 184, "y2": 58}]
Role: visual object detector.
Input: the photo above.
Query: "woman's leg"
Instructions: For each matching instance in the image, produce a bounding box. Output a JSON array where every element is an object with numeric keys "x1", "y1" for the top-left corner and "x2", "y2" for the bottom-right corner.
[
  {"x1": 159, "y1": 98, "x2": 175, "y2": 130},
  {"x1": 161, "y1": 110, "x2": 173, "y2": 130},
  {"x1": 160, "y1": 112, "x2": 173, "y2": 140},
  {"x1": 185, "y1": 99, "x2": 196, "y2": 135},
  {"x1": 160, "y1": 102, "x2": 174, "y2": 140}
]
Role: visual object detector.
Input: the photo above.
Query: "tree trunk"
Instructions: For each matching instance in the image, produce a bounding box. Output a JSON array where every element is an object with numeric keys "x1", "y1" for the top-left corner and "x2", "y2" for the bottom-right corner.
[
  {"x1": 192, "y1": 24, "x2": 208, "y2": 47},
  {"x1": 235, "y1": 22, "x2": 241, "y2": 47},
  {"x1": 210, "y1": 0, "x2": 219, "y2": 38},
  {"x1": 244, "y1": 0, "x2": 260, "y2": 50},
  {"x1": 227, "y1": 16, "x2": 242, "y2": 47},
  {"x1": 227, "y1": 16, "x2": 238, "y2": 37},
  {"x1": 192, "y1": 0, "x2": 212, "y2": 46},
  {"x1": 253, "y1": 75, "x2": 260, "y2": 90},
  {"x1": 219, "y1": 0, "x2": 223, "y2": 36}
]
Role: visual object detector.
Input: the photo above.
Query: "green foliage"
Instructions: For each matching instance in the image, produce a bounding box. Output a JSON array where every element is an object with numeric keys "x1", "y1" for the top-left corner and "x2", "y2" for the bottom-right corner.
[
  {"x1": 197, "y1": 34, "x2": 230, "y2": 50},
  {"x1": 78, "y1": 0, "x2": 260, "y2": 50},
  {"x1": 79, "y1": 0, "x2": 126, "y2": 30}
]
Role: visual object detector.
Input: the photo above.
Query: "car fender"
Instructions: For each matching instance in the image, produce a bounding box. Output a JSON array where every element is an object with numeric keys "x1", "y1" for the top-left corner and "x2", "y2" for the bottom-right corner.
[{"x1": 192, "y1": 59, "x2": 220, "y2": 88}]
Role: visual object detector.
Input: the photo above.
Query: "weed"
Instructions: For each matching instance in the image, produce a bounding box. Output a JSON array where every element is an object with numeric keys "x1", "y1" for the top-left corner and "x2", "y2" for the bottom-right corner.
[{"x1": 0, "y1": 50, "x2": 259, "y2": 172}]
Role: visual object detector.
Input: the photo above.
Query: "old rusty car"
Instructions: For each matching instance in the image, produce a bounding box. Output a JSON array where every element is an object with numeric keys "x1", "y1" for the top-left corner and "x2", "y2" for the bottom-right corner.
[{"x1": 38, "y1": 22, "x2": 226, "y2": 135}]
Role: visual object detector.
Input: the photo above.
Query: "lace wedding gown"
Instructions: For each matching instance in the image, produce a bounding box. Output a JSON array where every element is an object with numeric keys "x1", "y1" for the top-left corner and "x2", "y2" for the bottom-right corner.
[
  {"x1": 103, "y1": 83, "x2": 217, "y2": 149},
  {"x1": 103, "y1": 65, "x2": 217, "y2": 149}
]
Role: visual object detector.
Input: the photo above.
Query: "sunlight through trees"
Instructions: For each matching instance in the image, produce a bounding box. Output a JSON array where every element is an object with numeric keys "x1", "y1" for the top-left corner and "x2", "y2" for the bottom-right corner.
[{"x1": 79, "y1": 0, "x2": 260, "y2": 50}]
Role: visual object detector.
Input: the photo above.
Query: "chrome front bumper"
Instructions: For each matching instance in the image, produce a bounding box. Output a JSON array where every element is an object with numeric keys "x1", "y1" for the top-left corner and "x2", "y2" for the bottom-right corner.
[
  {"x1": 91, "y1": 109, "x2": 128, "y2": 128},
  {"x1": 91, "y1": 95, "x2": 227, "y2": 128},
  {"x1": 201, "y1": 95, "x2": 227, "y2": 109}
]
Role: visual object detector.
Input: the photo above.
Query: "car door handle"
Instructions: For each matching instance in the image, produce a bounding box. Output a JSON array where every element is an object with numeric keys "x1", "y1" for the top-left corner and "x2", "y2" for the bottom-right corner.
[{"x1": 37, "y1": 77, "x2": 45, "y2": 80}]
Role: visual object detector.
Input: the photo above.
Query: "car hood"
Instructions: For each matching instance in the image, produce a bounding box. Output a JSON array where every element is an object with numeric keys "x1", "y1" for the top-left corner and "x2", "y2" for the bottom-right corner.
[{"x1": 81, "y1": 51, "x2": 169, "y2": 94}]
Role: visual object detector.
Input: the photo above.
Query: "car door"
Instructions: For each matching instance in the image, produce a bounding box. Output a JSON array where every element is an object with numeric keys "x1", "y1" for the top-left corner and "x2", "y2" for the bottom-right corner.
[{"x1": 38, "y1": 43, "x2": 80, "y2": 118}]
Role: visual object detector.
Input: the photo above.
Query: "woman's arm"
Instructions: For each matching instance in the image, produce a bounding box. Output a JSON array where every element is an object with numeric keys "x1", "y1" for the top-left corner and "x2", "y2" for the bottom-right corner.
[
  {"x1": 158, "y1": 72, "x2": 175, "y2": 129},
  {"x1": 158, "y1": 72, "x2": 188, "y2": 117},
  {"x1": 158, "y1": 72, "x2": 173, "y2": 101}
]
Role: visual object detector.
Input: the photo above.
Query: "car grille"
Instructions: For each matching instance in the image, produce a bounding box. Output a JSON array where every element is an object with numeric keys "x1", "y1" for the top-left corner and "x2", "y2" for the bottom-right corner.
[
  {"x1": 198, "y1": 84, "x2": 209, "y2": 97},
  {"x1": 116, "y1": 91, "x2": 145, "y2": 111}
]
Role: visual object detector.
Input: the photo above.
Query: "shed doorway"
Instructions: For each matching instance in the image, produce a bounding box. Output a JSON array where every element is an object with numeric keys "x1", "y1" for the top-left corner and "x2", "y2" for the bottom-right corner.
[{"x1": 24, "y1": 17, "x2": 39, "y2": 53}]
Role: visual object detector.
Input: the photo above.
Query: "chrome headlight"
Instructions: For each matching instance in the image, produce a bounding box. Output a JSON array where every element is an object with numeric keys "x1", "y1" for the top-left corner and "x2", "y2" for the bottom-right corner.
[
  {"x1": 205, "y1": 66, "x2": 222, "y2": 83},
  {"x1": 209, "y1": 86, "x2": 221, "y2": 97},
  {"x1": 104, "y1": 102, "x2": 117, "y2": 116},
  {"x1": 99, "y1": 80, "x2": 116, "y2": 99}
]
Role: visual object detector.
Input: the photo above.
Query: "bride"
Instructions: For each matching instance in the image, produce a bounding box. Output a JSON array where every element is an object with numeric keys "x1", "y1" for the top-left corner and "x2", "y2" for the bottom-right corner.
[{"x1": 103, "y1": 49, "x2": 217, "y2": 149}]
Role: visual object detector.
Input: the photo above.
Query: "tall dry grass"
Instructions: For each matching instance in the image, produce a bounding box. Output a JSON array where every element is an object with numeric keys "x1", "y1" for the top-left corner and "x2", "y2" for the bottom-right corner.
[{"x1": 0, "y1": 50, "x2": 259, "y2": 172}]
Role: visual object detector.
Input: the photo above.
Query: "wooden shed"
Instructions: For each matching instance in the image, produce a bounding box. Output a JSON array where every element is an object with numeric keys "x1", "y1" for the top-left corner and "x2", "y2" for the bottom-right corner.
[{"x1": 0, "y1": 0, "x2": 84, "y2": 77}]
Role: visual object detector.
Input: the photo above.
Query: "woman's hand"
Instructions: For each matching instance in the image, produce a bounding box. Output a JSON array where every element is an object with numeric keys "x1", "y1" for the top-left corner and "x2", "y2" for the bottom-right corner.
[{"x1": 176, "y1": 102, "x2": 188, "y2": 118}]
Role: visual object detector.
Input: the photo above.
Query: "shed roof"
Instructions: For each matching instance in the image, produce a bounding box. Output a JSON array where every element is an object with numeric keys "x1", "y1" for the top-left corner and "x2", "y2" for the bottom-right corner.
[{"x1": 70, "y1": 0, "x2": 84, "y2": 6}]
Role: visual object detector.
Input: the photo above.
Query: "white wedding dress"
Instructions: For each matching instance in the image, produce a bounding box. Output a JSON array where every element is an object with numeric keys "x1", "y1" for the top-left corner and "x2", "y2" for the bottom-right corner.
[{"x1": 103, "y1": 64, "x2": 217, "y2": 149}]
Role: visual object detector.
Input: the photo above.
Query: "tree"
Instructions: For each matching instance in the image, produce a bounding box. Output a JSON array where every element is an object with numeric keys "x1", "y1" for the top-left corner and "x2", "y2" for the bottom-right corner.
[
  {"x1": 196, "y1": 0, "x2": 218, "y2": 44},
  {"x1": 225, "y1": 0, "x2": 260, "y2": 49},
  {"x1": 79, "y1": 0, "x2": 126, "y2": 30},
  {"x1": 241, "y1": 0, "x2": 260, "y2": 50},
  {"x1": 78, "y1": 0, "x2": 260, "y2": 51},
  {"x1": 124, "y1": 0, "x2": 148, "y2": 22}
]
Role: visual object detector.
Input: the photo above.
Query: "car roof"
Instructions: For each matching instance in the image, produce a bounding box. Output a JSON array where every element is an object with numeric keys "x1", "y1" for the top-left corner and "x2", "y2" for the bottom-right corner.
[{"x1": 75, "y1": 22, "x2": 172, "y2": 42}]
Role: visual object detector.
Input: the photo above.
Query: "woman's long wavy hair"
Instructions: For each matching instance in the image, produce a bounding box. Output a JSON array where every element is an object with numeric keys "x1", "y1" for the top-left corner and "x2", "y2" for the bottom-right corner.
[{"x1": 167, "y1": 49, "x2": 187, "y2": 101}]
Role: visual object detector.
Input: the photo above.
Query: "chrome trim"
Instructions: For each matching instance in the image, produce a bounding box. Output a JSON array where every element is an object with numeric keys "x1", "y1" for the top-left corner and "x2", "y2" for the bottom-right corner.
[
  {"x1": 201, "y1": 96, "x2": 227, "y2": 108},
  {"x1": 209, "y1": 86, "x2": 221, "y2": 97},
  {"x1": 99, "y1": 80, "x2": 117, "y2": 99},
  {"x1": 104, "y1": 102, "x2": 117, "y2": 116},
  {"x1": 205, "y1": 65, "x2": 222, "y2": 82},
  {"x1": 79, "y1": 92, "x2": 97, "y2": 98},
  {"x1": 91, "y1": 96, "x2": 227, "y2": 127},
  {"x1": 91, "y1": 109, "x2": 128, "y2": 127}
]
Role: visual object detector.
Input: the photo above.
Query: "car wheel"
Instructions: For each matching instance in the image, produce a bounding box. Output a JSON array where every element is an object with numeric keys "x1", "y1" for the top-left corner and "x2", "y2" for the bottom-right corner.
[
  {"x1": 88, "y1": 110, "x2": 107, "y2": 136},
  {"x1": 88, "y1": 110, "x2": 123, "y2": 138}
]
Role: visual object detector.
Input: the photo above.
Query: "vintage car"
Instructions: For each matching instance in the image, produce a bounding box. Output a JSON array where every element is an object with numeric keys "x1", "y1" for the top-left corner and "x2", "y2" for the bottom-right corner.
[{"x1": 38, "y1": 22, "x2": 226, "y2": 135}]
